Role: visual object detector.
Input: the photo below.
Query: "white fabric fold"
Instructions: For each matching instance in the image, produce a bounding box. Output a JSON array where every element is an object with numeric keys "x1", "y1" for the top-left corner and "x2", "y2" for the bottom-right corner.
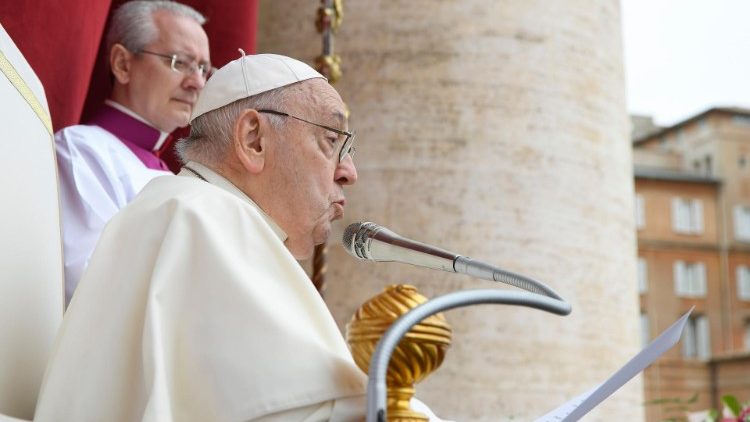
[{"x1": 35, "y1": 171, "x2": 367, "y2": 421}]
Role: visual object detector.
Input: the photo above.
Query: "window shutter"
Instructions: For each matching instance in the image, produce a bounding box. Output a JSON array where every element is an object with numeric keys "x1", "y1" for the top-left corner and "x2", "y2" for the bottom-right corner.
[
  {"x1": 696, "y1": 316, "x2": 711, "y2": 359},
  {"x1": 734, "y1": 206, "x2": 743, "y2": 238},
  {"x1": 672, "y1": 198, "x2": 682, "y2": 232},
  {"x1": 692, "y1": 200, "x2": 704, "y2": 233},
  {"x1": 640, "y1": 313, "x2": 650, "y2": 347},
  {"x1": 695, "y1": 263, "x2": 707, "y2": 297},
  {"x1": 736, "y1": 205, "x2": 750, "y2": 240},
  {"x1": 674, "y1": 261, "x2": 686, "y2": 296},
  {"x1": 682, "y1": 318, "x2": 697, "y2": 358},
  {"x1": 635, "y1": 194, "x2": 645, "y2": 229},
  {"x1": 637, "y1": 258, "x2": 647, "y2": 294},
  {"x1": 738, "y1": 266, "x2": 750, "y2": 301}
]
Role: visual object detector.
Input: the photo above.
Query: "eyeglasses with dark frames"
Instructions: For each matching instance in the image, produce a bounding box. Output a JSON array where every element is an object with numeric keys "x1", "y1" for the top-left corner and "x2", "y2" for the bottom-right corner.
[
  {"x1": 138, "y1": 49, "x2": 213, "y2": 79},
  {"x1": 257, "y1": 109, "x2": 356, "y2": 163}
]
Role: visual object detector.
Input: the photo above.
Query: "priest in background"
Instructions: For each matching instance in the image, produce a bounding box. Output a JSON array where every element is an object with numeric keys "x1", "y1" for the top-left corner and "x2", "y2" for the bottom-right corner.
[{"x1": 55, "y1": 0, "x2": 211, "y2": 305}]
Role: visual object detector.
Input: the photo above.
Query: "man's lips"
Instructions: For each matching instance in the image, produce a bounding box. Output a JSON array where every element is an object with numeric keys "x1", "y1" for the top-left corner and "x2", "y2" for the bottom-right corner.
[
  {"x1": 332, "y1": 200, "x2": 346, "y2": 220},
  {"x1": 173, "y1": 98, "x2": 195, "y2": 107}
]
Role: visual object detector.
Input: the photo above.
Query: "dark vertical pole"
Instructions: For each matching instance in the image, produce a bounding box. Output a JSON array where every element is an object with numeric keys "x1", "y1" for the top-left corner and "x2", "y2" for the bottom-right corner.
[{"x1": 311, "y1": 0, "x2": 344, "y2": 294}]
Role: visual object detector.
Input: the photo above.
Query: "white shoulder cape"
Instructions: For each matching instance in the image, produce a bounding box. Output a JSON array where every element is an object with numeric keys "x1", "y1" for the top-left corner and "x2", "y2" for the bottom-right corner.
[{"x1": 35, "y1": 169, "x2": 367, "y2": 421}]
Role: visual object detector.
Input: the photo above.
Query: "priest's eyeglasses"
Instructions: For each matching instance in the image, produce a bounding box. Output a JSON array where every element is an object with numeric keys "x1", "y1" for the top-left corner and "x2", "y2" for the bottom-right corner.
[
  {"x1": 257, "y1": 109, "x2": 356, "y2": 163},
  {"x1": 138, "y1": 50, "x2": 213, "y2": 79}
]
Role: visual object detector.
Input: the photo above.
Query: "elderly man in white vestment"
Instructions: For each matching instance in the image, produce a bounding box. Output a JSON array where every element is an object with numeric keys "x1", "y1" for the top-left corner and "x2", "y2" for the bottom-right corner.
[
  {"x1": 35, "y1": 54, "x2": 449, "y2": 421},
  {"x1": 56, "y1": 0, "x2": 211, "y2": 305}
]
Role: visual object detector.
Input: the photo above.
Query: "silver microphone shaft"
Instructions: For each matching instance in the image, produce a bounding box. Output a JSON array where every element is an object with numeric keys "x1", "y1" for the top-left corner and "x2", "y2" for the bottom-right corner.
[
  {"x1": 346, "y1": 222, "x2": 458, "y2": 271},
  {"x1": 343, "y1": 222, "x2": 565, "y2": 300}
]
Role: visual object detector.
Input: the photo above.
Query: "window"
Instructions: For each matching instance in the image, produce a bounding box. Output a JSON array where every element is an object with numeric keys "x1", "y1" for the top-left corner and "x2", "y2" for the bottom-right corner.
[
  {"x1": 640, "y1": 312, "x2": 650, "y2": 347},
  {"x1": 676, "y1": 130, "x2": 685, "y2": 147},
  {"x1": 734, "y1": 205, "x2": 750, "y2": 241},
  {"x1": 637, "y1": 258, "x2": 648, "y2": 294},
  {"x1": 698, "y1": 119, "x2": 709, "y2": 134},
  {"x1": 635, "y1": 194, "x2": 645, "y2": 229},
  {"x1": 737, "y1": 265, "x2": 750, "y2": 301},
  {"x1": 732, "y1": 115, "x2": 750, "y2": 127},
  {"x1": 682, "y1": 314, "x2": 710, "y2": 359},
  {"x1": 704, "y1": 156, "x2": 713, "y2": 176},
  {"x1": 672, "y1": 198, "x2": 703, "y2": 234},
  {"x1": 674, "y1": 261, "x2": 707, "y2": 297},
  {"x1": 745, "y1": 320, "x2": 750, "y2": 350}
]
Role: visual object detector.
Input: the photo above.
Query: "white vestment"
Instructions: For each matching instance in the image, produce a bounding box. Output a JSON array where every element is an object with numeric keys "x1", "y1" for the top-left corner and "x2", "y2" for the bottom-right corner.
[
  {"x1": 34, "y1": 162, "x2": 369, "y2": 421},
  {"x1": 55, "y1": 118, "x2": 169, "y2": 304}
]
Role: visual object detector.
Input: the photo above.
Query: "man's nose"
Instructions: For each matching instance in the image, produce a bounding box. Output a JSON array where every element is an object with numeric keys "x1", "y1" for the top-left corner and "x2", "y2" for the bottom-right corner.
[
  {"x1": 183, "y1": 69, "x2": 206, "y2": 91},
  {"x1": 335, "y1": 155, "x2": 358, "y2": 185}
]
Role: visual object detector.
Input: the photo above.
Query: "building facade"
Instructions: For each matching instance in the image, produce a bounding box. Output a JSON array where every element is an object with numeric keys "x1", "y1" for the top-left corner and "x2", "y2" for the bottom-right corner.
[{"x1": 633, "y1": 108, "x2": 750, "y2": 420}]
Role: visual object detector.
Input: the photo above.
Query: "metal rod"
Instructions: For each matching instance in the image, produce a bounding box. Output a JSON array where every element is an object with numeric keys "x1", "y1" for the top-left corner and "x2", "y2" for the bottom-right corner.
[{"x1": 366, "y1": 289, "x2": 572, "y2": 422}]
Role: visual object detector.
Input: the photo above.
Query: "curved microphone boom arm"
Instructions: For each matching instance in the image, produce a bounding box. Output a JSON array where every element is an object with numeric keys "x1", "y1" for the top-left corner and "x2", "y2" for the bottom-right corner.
[{"x1": 365, "y1": 289, "x2": 572, "y2": 422}]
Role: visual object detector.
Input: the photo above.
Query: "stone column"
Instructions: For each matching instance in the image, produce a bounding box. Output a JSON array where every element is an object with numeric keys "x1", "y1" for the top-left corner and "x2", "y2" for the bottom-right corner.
[{"x1": 258, "y1": 1, "x2": 643, "y2": 420}]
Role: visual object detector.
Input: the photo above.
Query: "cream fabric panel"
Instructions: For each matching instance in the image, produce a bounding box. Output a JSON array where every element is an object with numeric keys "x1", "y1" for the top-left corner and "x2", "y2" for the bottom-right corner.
[{"x1": 0, "y1": 24, "x2": 64, "y2": 420}]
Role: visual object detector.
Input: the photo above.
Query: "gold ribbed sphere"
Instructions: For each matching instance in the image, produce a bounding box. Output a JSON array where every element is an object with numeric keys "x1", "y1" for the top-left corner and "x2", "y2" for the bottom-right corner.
[{"x1": 346, "y1": 284, "x2": 452, "y2": 421}]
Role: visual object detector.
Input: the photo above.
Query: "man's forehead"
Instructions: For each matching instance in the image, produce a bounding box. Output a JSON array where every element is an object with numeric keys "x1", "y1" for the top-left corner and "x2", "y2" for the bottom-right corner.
[
  {"x1": 151, "y1": 11, "x2": 209, "y2": 59},
  {"x1": 326, "y1": 109, "x2": 346, "y2": 125},
  {"x1": 310, "y1": 106, "x2": 346, "y2": 131},
  {"x1": 309, "y1": 82, "x2": 346, "y2": 124}
]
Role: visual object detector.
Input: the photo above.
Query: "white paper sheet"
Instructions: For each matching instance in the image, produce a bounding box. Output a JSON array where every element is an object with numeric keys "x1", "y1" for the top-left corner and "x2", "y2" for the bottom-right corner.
[{"x1": 534, "y1": 308, "x2": 694, "y2": 422}]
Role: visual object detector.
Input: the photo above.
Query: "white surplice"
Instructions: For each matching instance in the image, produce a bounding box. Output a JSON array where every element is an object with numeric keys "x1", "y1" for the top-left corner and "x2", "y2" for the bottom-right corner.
[
  {"x1": 55, "y1": 122, "x2": 168, "y2": 305},
  {"x1": 35, "y1": 162, "x2": 367, "y2": 421}
]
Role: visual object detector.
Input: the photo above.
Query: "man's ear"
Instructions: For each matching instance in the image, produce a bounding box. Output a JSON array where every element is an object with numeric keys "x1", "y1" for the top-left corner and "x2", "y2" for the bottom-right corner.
[
  {"x1": 234, "y1": 109, "x2": 266, "y2": 174},
  {"x1": 110, "y1": 44, "x2": 133, "y2": 84}
]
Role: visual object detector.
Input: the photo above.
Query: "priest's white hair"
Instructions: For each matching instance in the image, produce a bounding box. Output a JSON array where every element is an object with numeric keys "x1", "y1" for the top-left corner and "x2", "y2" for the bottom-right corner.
[
  {"x1": 106, "y1": 0, "x2": 206, "y2": 55},
  {"x1": 177, "y1": 82, "x2": 317, "y2": 166}
]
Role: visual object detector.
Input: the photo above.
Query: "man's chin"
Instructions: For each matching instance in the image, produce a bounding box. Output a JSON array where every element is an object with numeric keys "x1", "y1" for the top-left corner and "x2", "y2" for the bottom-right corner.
[
  {"x1": 286, "y1": 222, "x2": 333, "y2": 259},
  {"x1": 310, "y1": 223, "x2": 334, "y2": 249},
  {"x1": 167, "y1": 109, "x2": 191, "y2": 129},
  {"x1": 313, "y1": 227, "x2": 332, "y2": 248},
  {"x1": 175, "y1": 115, "x2": 191, "y2": 129},
  {"x1": 153, "y1": 117, "x2": 188, "y2": 133}
]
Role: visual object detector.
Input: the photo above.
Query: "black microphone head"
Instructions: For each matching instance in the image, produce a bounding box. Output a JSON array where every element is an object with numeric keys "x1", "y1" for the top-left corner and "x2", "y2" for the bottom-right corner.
[{"x1": 342, "y1": 222, "x2": 381, "y2": 260}]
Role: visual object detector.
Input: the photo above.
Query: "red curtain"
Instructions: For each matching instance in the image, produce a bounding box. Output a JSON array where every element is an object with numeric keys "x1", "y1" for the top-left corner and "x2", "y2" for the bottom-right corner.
[
  {"x1": 1, "y1": 0, "x2": 257, "y2": 170},
  {"x1": 0, "y1": 0, "x2": 113, "y2": 132}
]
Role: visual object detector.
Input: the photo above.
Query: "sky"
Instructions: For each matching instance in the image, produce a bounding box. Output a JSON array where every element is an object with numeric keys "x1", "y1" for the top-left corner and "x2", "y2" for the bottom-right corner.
[{"x1": 621, "y1": 0, "x2": 750, "y2": 126}]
